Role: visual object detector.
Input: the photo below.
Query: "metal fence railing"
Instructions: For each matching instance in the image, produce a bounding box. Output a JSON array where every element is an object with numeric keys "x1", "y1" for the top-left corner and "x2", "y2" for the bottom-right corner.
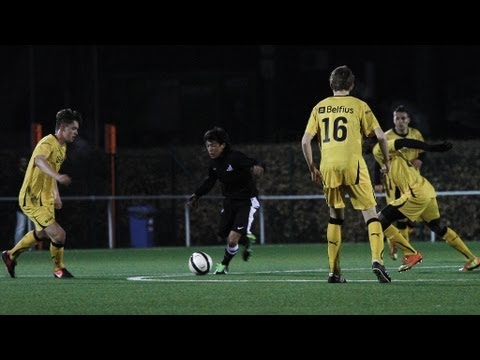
[{"x1": 2, "y1": 191, "x2": 479, "y2": 248}]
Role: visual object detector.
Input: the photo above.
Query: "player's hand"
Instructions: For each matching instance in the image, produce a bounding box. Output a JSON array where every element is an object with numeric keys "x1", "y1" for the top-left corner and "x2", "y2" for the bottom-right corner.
[
  {"x1": 428, "y1": 142, "x2": 453, "y2": 152},
  {"x1": 57, "y1": 174, "x2": 72, "y2": 186},
  {"x1": 187, "y1": 194, "x2": 199, "y2": 209},
  {"x1": 252, "y1": 165, "x2": 264, "y2": 178},
  {"x1": 54, "y1": 199, "x2": 63, "y2": 209},
  {"x1": 382, "y1": 159, "x2": 390, "y2": 174},
  {"x1": 411, "y1": 158, "x2": 423, "y2": 170},
  {"x1": 310, "y1": 167, "x2": 322, "y2": 185},
  {"x1": 374, "y1": 184, "x2": 384, "y2": 193}
]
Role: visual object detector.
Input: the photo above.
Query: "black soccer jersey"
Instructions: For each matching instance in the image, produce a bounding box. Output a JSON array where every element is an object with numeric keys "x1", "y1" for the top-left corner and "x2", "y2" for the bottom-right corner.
[{"x1": 194, "y1": 149, "x2": 262, "y2": 200}]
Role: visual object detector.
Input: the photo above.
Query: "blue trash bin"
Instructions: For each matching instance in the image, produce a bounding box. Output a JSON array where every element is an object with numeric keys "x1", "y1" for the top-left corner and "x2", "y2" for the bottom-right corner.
[{"x1": 128, "y1": 205, "x2": 157, "y2": 248}]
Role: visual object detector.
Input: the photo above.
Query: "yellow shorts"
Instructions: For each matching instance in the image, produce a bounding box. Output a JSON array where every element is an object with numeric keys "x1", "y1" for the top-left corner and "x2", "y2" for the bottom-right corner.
[
  {"x1": 324, "y1": 182, "x2": 377, "y2": 210},
  {"x1": 390, "y1": 194, "x2": 440, "y2": 222},
  {"x1": 383, "y1": 175, "x2": 398, "y2": 204},
  {"x1": 20, "y1": 204, "x2": 55, "y2": 231}
]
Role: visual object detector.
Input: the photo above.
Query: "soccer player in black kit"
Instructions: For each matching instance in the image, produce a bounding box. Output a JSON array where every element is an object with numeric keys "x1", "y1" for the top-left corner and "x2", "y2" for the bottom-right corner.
[{"x1": 187, "y1": 127, "x2": 265, "y2": 274}]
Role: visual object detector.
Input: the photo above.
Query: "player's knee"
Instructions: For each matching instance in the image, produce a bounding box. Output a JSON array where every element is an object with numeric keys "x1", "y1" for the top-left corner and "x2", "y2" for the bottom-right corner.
[
  {"x1": 427, "y1": 218, "x2": 447, "y2": 236},
  {"x1": 33, "y1": 230, "x2": 47, "y2": 242},
  {"x1": 50, "y1": 240, "x2": 64, "y2": 248},
  {"x1": 366, "y1": 218, "x2": 381, "y2": 228},
  {"x1": 329, "y1": 217, "x2": 344, "y2": 225},
  {"x1": 378, "y1": 205, "x2": 402, "y2": 229},
  {"x1": 378, "y1": 211, "x2": 394, "y2": 231},
  {"x1": 51, "y1": 228, "x2": 66, "y2": 244}
]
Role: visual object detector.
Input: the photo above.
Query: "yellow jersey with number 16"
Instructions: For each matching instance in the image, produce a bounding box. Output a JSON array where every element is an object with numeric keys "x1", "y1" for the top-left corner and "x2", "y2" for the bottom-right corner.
[{"x1": 304, "y1": 95, "x2": 380, "y2": 187}]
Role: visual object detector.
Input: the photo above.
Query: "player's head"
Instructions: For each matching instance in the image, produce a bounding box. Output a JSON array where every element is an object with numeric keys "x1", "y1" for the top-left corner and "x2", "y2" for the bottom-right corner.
[
  {"x1": 330, "y1": 65, "x2": 355, "y2": 92},
  {"x1": 55, "y1": 108, "x2": 82, "y2": 143},
  {"x1": 203, "y1": 126, "x2": 230, "y2": 159},
  {"x1": 393, "y1": 105, "x2": 411, "y2": 134}
]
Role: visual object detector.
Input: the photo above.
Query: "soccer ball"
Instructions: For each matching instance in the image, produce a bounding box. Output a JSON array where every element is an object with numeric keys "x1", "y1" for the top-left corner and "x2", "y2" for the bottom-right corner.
[{"x1": 188, "y1": 252, "x2": 213, "y2": 275}]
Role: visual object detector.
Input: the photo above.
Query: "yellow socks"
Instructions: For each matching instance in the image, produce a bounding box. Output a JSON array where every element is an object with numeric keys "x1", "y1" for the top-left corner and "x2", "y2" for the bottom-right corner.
[
  {"x1": 50, "y1": 242, "x2": 65, "y2": 271},
  {"x1": 368, "y1": 220, "x2": 384, "y2": 264},
  {"x1": 327, "y1": 223, "x2": 342, "y2": 273},
  {"x1": 443, "y1": 227, "x2": 475, "y2": 261},
  {"x1": 384, "y1": 225, "x2": 417, "y2": 256},
  {"x1": 9, "y1": 231, "x2": 37, "y2": 260}
]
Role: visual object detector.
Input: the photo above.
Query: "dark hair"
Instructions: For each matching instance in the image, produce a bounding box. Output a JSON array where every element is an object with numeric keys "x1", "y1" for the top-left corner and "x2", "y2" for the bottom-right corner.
[
  {"x1": 329, "y1": 65, "x2": 355, "y2": 92},
  {"x1": 393, "y1": 105, "x2": 409, "y2": 116},
  {"x1": 55, "y1": 108, "x2": 82, "y2": 131},
  {"x1": 203, "y1": 126, "x2": 230, "y2": 148}
]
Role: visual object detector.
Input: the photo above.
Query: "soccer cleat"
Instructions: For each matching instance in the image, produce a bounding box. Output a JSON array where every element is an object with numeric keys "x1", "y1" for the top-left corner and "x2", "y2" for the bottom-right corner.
[
  {"x1": 242, "y1": 234, "x2": 256, "y2": 261},
  {"x1": 327, "y1": 273, "x2": 347, "y2": 283},
  {"x1": 213, "y1": 263, "x2": 228, "y2": 275},
  {"x1": 398, "y1": 252, "x2": 423, "y2": 272},
  {"x1": 247, "y1": 234, "x2": 257, "y2": 243},
  {"x1": 372, "y1": 261, "x2": 391, "y2": 283},
  {"x1": 242, "y1": 248, "x2": 252, "y2": 262},
  {"x1": 53, "y1": 268, "x2": 74, "y2": 278},
  {"x1": 2, "y1": 251, "x2": 16, "y2": 278},
  {"x1": 388, "y1": 240, "x2": 398, "y2": 261},
  {"x1": 459, "y1": 258, "x2": 480, "y2": 272}
]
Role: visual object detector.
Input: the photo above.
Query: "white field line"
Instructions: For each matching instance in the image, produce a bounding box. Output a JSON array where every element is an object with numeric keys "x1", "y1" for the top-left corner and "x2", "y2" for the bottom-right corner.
[{"x1": 127, "y1": 264, "x2": 480, "y2": 282}]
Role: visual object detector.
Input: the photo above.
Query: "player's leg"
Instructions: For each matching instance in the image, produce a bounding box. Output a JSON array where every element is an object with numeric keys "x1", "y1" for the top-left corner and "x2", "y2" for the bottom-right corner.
[
  {"x1": 389, "y1": 219, "x2": 410, "y2": 261},
  {"x1": 234, "y1": 197, "x2": 260, "y2": 261},
  {"x1": 379, "y1": 200, "x2": 419, "y2": 256},
  {"x1": 2, "y1": 206, "x2": 48, "y2": 278},
  {"x1": 378, "y1": 204, "x2": 422, "y2": 272},
  {"x1": 214, "y1": 200, "x2": 236, "y2": 274},
  {"x1": 10, "y1": 206, "x2": 48, "y2": 259},
  {"x1": 423, "y1": 199, "x2": 480, "y2": 271},
  {"x1": 9, "y1": 231, "x2": 42, "y2": 260},
  {"x1": 324, "y1": 187, "x2": 346, "y2": 283},
  {"x1": 327, "y1": 207, "x2": 345, "y2": 282},
  {"x1": 215, "y1": 230, "x2": 242, "y2": 274},
  {"x1": 352, "y1": 183, "x2": 390, "y2": 283},
  {"x1": 44, "y1": 222, "x2": 73, "y2": 278},
  {"x1": 351, "y1": 183, "x2": 384, "y2": 265},
  {"x1": 384, "y1": 184, "x2": 399, "y2": 260},
  {"x1": 396, "y1": 219, "x2": 410, "y2": 242},
  {"x1": 243, "y1": 197, "x2": 260, "y2": 260}
]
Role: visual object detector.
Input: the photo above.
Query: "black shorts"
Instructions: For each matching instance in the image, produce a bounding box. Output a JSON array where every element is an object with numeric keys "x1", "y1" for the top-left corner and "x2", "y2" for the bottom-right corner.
[{"x1": 218, "y1": 197, "x2": 260, "y2": 239}]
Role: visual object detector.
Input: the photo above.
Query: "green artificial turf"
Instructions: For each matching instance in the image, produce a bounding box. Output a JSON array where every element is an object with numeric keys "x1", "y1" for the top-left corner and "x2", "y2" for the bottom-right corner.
[{"x1": 1, "y1": 242, "x2": 479, "y2": 315}]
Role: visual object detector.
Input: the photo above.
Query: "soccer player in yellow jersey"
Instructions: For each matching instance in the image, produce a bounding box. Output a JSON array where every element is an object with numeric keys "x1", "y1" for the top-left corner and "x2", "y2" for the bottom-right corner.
[
  {"x1": 2, "y1": 108, "x2": 82, "y2": 279},
  {"x1": 374, "y1": 105, "x2": 425, "y2": 260},
  {"x1": 301, "y1": 65, "x2": 392, "y2": 283},
  {"x1": 373, "y1": 138, "x2": 480, "y2": 272}
]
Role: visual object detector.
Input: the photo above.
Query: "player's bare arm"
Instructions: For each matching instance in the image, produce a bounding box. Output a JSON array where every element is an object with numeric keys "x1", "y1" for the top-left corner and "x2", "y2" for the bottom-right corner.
[
  {"x1": 34, "y1": 155, "x2": 72, "y2": 186},
  {"x1": 374, "y1": 127, "x2": 390, "y2": 174},
  {"x1": 301, "y1": 132, "x2": 322, "y2": 184},
  {"x1": 53, "y1": 180, "x2": 62, "y2": 209}
]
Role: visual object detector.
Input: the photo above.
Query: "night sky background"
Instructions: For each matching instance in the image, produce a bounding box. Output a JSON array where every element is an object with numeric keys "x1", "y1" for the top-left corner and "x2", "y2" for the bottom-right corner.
[{"x1": 1, "y1": 45, "x2": 480, "y2": 151}]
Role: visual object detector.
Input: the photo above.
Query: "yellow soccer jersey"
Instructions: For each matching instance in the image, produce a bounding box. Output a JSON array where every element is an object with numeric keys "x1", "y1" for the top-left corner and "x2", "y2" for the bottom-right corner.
[
  {"x1": 19, "y1": 134, "x2": 66, "y2": 207},
  {"x1": 304, "y1": 96, "x2": 380, "y2": 187},
  {"x1": 382, "y1": 127, "x2": 424, "y2": 200},
  {"x1": 384, "y1": 127, "x2": 424, "y2": 162},
  {"x1": 373, "y1": 139, "x2": 436, "y2": 199}
]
